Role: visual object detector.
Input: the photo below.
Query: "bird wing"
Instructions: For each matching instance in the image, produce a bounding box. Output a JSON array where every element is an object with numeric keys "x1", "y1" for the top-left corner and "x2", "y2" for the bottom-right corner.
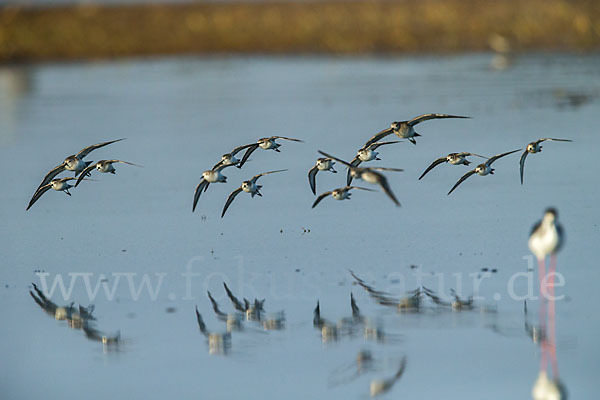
[
  {"x1": 36, "y1": 163, "x2": 66, "y2": 191},
  {"x1": 207, "y1": 291, "x2": 227, "y2": 318},
  {"x1": 250, "y1": 169, "x2": 287, "y2": 184},
  {"x1": 74, "y1": 163, "x2": 98, "y2": 187},
  {"x1": 363, "y1": 128, "x2": 393, "y2": 147},
  {"x1": 376, "y1": 173, "x2": 401, "y2": 207},
  {"x1": 106, "y1": 160, "x2": 143, "y2": 167},
  {"x1": 230, "y1": 143, "x2": 256, "y2": 156},
  {"x1": 418, "y1": 157, "x2": 447, "y2": 180},
  {"x1": 519, "y1": 149, "x2": 529, "y2": 185},
  {"x1": 195, "y1": 306, "x2": 208, "y2": 335},
  {"x1": 238, "y1": 143, "x2": 260, "y2": 168},
  {"x1": 407, "y1": 113, "x2": 470, "y2": 127},
  {"x1": 447, "y1": 169, "x2": 477, "y2": 195},
  {"x1": 223, "y1": 282, "x2": 247, "y2": 311},
  {"x1": 347, "y1": 186, "x2": 377, "y2": 192},
  {"x1": 538, "y1": 138, "x2": 573, "y2": 144},
  {"x1": 368, "y1": 140, "x2": 401, "y2": 150},
  {"x1": 192, "y1": 179, "x2": 208, "y2": 212},
  {"x1": 311, "y1": 191, "x2": 332, "y2": 208},
  {"x1": 370, "y1": 167, "x2": 404, "y2": 172},
  {"x1": 270, "y1": 136, "x2": 303, "y2": 142},
  {"x1": 221, "y1": 187, "x2": 243, "y2": 218},
  {"x1": 487, "y1": 149, "x2": 521, "y2": 166},
  {"x1": 76, "y1": 138, "x2": 125, "y2": 159},
  {"x1": 346, "y1": 156, "x2": 362, "y2": 185},
  {"x1": 308, "y1": 165, "x2": 319, "y2": 195},
  {"x1": 26, "y1": 184, "x2": 52, "y2": 210},
  {"x1": 460, "y1": 152, "x2": 488, "y2": 159}
]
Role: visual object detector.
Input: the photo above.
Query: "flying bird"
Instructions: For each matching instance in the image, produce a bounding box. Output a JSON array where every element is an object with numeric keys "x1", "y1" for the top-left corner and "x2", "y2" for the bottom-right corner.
[
  {"x1": 212, "y1": 143, "x2": 257, "y2": 170},
  {"x1": 27, "y1": 177, "x2": 88, "y2": 210},
  {"x1": 33, "y1": 139, "x2": 125, "y2": 192},
  {"x1": 519, "y1": 138, "x2": 572, "y2": 184},
  {"x1": 318, "y1": 151, "x2": 403, "y2": 206},
  {"x1": 418, "y1": 152, "x2": 488, "y2": 180},
  {"x1": 74, "y1": 160, "x2": 141, "y2": 187},
  {"x1": 347, "y1": 141, "x2": 401, "y2": 185},
  {"x1": 192, "y1": 163, "x2": 237, "y2": 212},
  {"x1": 312, "y1": 186, "x2": 375, "y2": 208},
  {"x1": 364, "y1": 113, "x2": 469, "y2": 145},
  {"x1": 238, "y1": 136, "x2": 303, "y2": 168},
  {"x1": 221, "y1": 169, "x2": 287, "y2": 217},
  {"x1": 447, "y1": 149, "x2": 521, "y2": 195},
  {"x1": 308, "y1": 157, "x2": 337, "y2": 195}
]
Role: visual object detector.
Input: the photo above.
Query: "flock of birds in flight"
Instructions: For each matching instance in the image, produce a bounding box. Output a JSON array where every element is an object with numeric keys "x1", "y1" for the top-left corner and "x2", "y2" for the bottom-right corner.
[{"x1": 25, "y1": 113, "x2": 572, "y2": 214}]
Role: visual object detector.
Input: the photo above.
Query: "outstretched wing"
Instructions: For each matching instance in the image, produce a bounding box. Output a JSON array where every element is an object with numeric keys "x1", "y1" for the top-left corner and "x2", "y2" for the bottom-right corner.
[
  {"x1": 346, "y1": 156, "x2": 362, "y2": 185},
  {"x1": 26, "y1": 184, "x2": 52, "y2": 210},
  {"x1": 223, "y1": 282, "x2": 247, "y2": 312},
  {"x1": 106, "y1": 159, "x2": 143, "y2": 167},
  {"x1": 230, "y1": 143, "x2": 256, "y2": 156},
  {"x1": 207, "y1": 291, "x2": 227, "y2": 318},
  {"x1": 195, "y1": 306, "x2": 208, "y2": 335},
  {"x1": 407, "y1": 113, "x2": 470, "y2": 127},
  {"x1": 347, "y1": 186, "x2": 376, "y2": 192},
  {"x1": 270, "y1": 136, "x2": 303, "y2": 142},
  {"x1": 376, "y1": 174, "x2": 401, "y2": 207},
  {"x1": 75, "y1": 163, "x2": 97, "y2": 187},
  {"x1": 312, "y1": 191, "x2": 332, "y2": 208},
  {"x1": 363, "y1": 127, "x2": 393, "y2": 148},
  {"x1": 460, "y1": 152, "x2": 488, "y2": 159},
  {"x1": 35, "y1": 163, "x2": 66, "y2": 191},
  {"x1": 317, "y1": 151, "x2": 353, "y2": 167},
  {"x1": 487, "y1": 149, "x2": 521, "y2": 166},
  {"x1": 250, "y1": 169, "x2": 287, "y2": 184},
  {"x1": 308, "y1": 165, "x2": 319, "y2": 195},
  {"x1": 76, "y1": 138, "x2": 125, "y2": 159},
  {"x1": 519, "y1": 149, "x2": 529, "y2": 185},
  {"x1": 447, "y1": 169, "x2": 477, "y2": 195},
  {"x1": 221, "y1": 187, "x2": 243, "y2": 218},
  {"x1": 418, "y1": 157, "x2": 447, "y2": 180},
  {"x1": 238, "y1": 143, "x2": 260, "y2": 168},
  {"x1": 538, "y1": 138, "x2": 573, "y2": 144},
  {"x1": 192, "y1": 179, "x2": 209, "y2": 212},
  {"x1": 368, "y1": 140, "x2": 401, "y2": 150}
]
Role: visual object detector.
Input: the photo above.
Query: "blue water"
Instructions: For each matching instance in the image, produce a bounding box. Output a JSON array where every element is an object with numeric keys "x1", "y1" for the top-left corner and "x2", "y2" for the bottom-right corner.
[{"x1": 1, "y1": 53, "x2": 598, "y2": 399}]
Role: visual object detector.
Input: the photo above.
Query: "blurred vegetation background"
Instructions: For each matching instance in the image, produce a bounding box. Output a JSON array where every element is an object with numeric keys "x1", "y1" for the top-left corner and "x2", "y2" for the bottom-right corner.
[{"x1": 0, "y1": 0, "x2": 599, "y2": 62}]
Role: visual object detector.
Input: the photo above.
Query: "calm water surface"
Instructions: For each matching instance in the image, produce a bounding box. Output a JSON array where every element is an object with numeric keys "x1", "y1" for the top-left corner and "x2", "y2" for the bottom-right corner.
[{"x1": 0, "y1": 53, "x2": 599, "y2": 399}]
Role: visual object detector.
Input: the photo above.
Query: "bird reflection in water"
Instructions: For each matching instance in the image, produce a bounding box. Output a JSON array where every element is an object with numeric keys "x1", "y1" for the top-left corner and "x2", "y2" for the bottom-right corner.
[
  {"x1": 350, "y1": 270, "x2": 423, "y2": 313},
  {"x1": 328, "y1": 349, "x2": 382, "y2": 387},
  {"x1": 29, "y1": 283, "x2": 121, "y2": 352},
  {"x1": 195, "y1": 306, "x2": 231, "y2": 355},
  {"x1": 370, "y1": 357, "x2": 407, "y2": 397}
]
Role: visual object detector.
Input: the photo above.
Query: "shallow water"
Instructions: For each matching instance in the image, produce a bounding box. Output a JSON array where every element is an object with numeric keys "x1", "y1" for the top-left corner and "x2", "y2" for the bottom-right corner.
[{"x1": 1, "y1": 53, "x2": 599, "y2": 399}]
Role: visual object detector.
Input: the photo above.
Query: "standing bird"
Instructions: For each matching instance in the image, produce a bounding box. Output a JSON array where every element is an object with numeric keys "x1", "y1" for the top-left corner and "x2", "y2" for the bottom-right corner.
[
  {"x1": 74, "y1": 160, "x2": 141, "y2": 187},
  {"x1": 238, "y1": 136, "x2": 303, "y2": 168},
  {"x1": 447, "y1": 149, "x2": 521, "y2": 195},
  {"x1": 33, "y1": 139, "x2": 125, "y2": 192},
  {"x1": 26, "y1": 177, "x2": 86, "y2": 210},
  {"x1": 519, "y1": 138, "x2": 572, "y2": 184},
  {"x1": 312, "y1": 186, "x2": 375, "y2": 208},
  {"x1": 192, "y1": 163, "x2": 237, "y2": 212},
  {"x1": 529, "y1": 208, "x2": 564, "y2": 296},
  {"x1": 308, "y1": 157, "x2": 337, "y2": 195},
  {"x1": 212, "y1": 144, "x2": 257, "y2": 170},
  {"x1": 347, "y1": 141, "x2": 400, "y2": 185},
  {"x1": 318, "y1": 151, "x2": 403, "y2": 206},
  {"x1": 418, "y1": 152, "x2": 487, "y2": 180},
  {"x1": 221, "y1": 170, "x2": 287, "y2": 217},
  {"x1": 364, "y1": 113, "x2": 469, "y2": 146}
]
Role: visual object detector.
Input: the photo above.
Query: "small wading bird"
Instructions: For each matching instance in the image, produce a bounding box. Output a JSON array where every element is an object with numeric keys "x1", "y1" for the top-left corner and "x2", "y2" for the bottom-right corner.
[
  {"x1": 33, "y1": 139, "x2": 125, "y2": 192},
  {"x1": 447, "y1": 149, "x2": 521, "y2": 195},
  {"x1": 308, "y1": 157, "x2": 337, "y2": 195},
  {"x1": 238, "y1": 136, "x2": 303, "y2": 168},
  {"x1": 221, "y1": 170, "x2": 287, "y2": 217},
  {"x1": 192, "y1": 163, "x2": 237, "y2": 212},
  {"x1": 347, "y1": 141, "x2": 400, "y2": 185},
  {"x1": 364, "y1": 113, "x2": 469, "y2": 146},
  {"x1": 312, "y1": 186, "x2": 375, "y2": 208},
  {"x1": 212, "y1": 144, "x2": 258, "y2": 170},
  {"x1": 26, "y1": 177, "x2": 91, "y2": 210},
  {"x1": 519, "y1": 138, "x2": 572, "y2": 184},
  {"x1": 318, "y1": 151, "x2": 403, "y2": 206},
  {"x1": 418, "y1": 152, "x2": 488, "y2": 180},
  {"x1": 74, "y1": 160, "x2": 142, "y2": 187}
]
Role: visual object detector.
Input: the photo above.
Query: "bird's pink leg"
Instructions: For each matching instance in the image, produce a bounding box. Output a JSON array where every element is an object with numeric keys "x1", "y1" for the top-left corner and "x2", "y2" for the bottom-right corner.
[
  {"x1": 538, "y1": 257, "x2": 548, "y2": 373},
  {"x1": 548, "y1": 254, "x2": 559, "y2": 378}
]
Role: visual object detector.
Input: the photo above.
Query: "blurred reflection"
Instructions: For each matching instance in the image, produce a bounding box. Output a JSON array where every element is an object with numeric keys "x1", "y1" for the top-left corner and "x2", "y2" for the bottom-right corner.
[
  {"x1": 195, "y1": 306, "x2": 231, "y2": 356},
  {"x1": 370, "y1": 357, "x2": 407, "y2": 397},
  {"x1": 350, "y1": 270, "x2": 422, "y2": 313},
  {"x1": 329, "y1": 349, "x2": 382, "y2": 387},
  {"x1": 29, "y1": 282, "x2": 121, "y2": 352},
  {"x1": 0, "y1": 66, "x2": 33, "y2": 144},
  {"x1": 488, "y1": 33, "x2": 514, "y2": 70}
]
